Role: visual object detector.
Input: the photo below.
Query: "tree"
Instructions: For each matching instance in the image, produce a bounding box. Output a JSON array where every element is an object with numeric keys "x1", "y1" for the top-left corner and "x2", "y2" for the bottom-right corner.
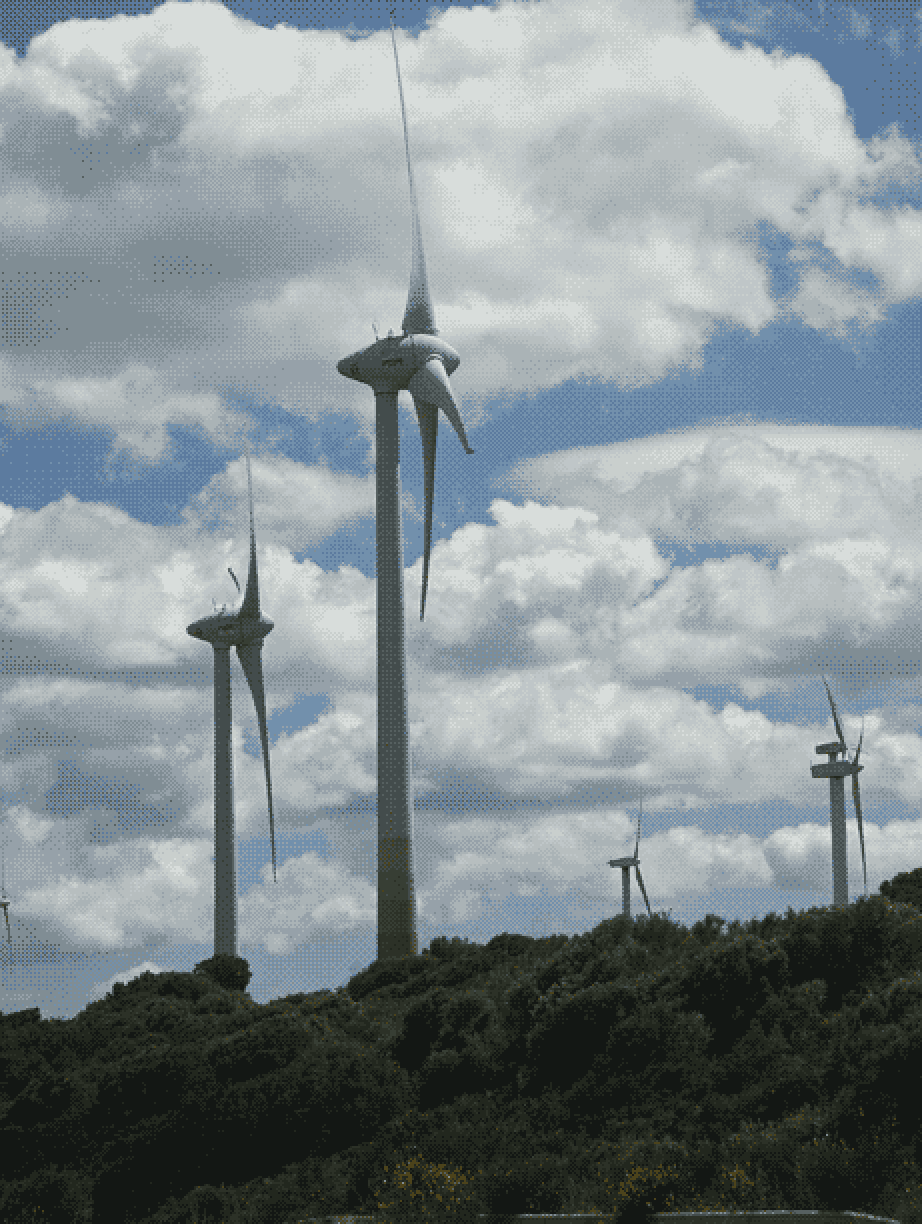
[
  {"x1": 193, "y1": 954, "x2": 252, "y2": 993},
  {"x1": 879, "y1": 867, "x2": 922, "y2": 913}
]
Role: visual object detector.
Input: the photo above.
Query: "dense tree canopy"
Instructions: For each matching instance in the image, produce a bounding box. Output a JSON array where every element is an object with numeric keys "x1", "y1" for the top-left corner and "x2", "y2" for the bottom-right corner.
[{"x1": 1, "y1": 887, "x2": 922, "y2": 1224}]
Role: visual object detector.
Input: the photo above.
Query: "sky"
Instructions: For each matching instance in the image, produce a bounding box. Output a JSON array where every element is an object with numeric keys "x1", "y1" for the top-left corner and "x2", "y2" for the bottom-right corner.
[{"x1": 1, "y1": 0, "x2": 922, "y2": 1019}]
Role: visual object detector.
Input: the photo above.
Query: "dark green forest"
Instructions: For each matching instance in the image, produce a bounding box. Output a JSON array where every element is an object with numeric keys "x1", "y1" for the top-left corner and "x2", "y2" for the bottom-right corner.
[{"x1": 4, "y1": 865, "x2": 922, "y2": 1224}]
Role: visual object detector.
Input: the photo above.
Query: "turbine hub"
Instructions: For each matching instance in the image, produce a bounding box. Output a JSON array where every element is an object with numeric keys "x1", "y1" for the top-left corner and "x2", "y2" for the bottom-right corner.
[
  {"x1": 186, "y1": 613, "x2": 274, "y2": 647},
  {"x1": 337, "y1": 332, "x2": 459, "y2": 392}
]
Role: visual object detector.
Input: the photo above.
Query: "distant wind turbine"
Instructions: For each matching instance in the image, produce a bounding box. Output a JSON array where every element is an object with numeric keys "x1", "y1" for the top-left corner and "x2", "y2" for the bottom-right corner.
[
  {"x1": 336, "y1": 16, "x2": 474, "y2": 962},
  {"x1": 608, "y1": 794, "x2": 653, "y2": 929},
  {"x1": 810, "y1": 675, "x2": 868, "y2": 908},
  {"x1": 0, "y1": 840, "x2": 10, "y2": 946},
  {"x1": 187, "y1": 447, "x2": 278, "y2": 958}
]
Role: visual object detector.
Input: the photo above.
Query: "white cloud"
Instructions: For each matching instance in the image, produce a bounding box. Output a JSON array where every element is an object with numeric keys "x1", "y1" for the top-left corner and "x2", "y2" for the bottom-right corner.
[
  {"x1": 7, "y1": 424, "x2": 922, "y2": 957},
  {"x1": 0, "y1": 0, "x2": 913, "y2": 462}
]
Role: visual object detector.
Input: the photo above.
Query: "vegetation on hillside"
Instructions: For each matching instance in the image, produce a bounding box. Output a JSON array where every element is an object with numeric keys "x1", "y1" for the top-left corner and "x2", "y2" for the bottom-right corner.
[{"x1": 3, "y1": 868, "x2": 922, "y2": 1224}]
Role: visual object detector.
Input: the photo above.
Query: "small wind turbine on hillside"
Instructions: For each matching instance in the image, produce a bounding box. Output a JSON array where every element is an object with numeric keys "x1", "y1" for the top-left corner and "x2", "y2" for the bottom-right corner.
[
  {"x1": 336, "y1": 16, "x2": 475, "y2": 962},
  {"x1": 608, "y1": 794, "x2": 653, "y2": 929},
  {"x1": 187, "y1": 447, "x2": 278, "y2": 959},
  {"x1": 810, "y1": 674, "x2": 868, "y2": 908},
  {"x1": 0, "y1": 841, "x2": 11, "y2": 946}
]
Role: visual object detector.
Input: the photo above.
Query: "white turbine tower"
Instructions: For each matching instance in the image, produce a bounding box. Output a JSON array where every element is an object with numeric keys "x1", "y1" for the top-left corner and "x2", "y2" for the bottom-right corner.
[
  {"x1": 810, "y1": 675, "x2": 868, "y2": 908},
  {"x1": 187, "y1": 448, "x2": 278, "y2": 958},
  {"x1": 608, "y1": 795, "x2": 653, "y2": 931},
  {"x1": 337, "y1": 16, "x2": 474, "y2": 963}
]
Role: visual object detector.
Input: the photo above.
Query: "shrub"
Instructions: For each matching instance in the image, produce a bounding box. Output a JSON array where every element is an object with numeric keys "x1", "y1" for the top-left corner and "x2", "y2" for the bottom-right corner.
[
  {"x1": 0, "y1": 1162, "x2": 93, "y2": 1224},
  {"x1": 373, "y1": 1150, "x2": 482, "y2": 1223},
  {"x1": 879, "y1": 867, "x2": 922, "y2": 912},
  {"x1": 193, "y1": 954, "x2": 252, "y2": 993}
]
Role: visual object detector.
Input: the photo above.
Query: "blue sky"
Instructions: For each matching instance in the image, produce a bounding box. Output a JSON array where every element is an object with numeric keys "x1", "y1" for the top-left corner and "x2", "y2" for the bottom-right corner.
[{"x1": 1, "y1": 0, "x2": 922, "y2": 1019}]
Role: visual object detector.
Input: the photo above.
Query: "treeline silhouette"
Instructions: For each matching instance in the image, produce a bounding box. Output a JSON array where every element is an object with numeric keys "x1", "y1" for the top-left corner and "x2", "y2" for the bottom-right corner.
[{"x1": 3, "y1": 870, "x2": 922, "y2": 1224}]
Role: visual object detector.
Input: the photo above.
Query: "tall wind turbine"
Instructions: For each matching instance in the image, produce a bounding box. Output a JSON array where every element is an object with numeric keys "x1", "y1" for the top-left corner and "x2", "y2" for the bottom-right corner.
[
  {"x1": 187, "y1": 448, "x2": 278, "y2": 958},
  {"x1": 810, "y1": 675, "x2": 867, "y2": 908},
  {"x1": 608, "y1": 795, "x2": 653, "y2": 929},
  {"x1": 336, "y1": 16, "x2": 474, "y2": 963}
]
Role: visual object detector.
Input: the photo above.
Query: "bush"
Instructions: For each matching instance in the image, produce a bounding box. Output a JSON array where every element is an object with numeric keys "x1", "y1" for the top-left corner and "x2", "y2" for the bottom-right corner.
[
  {"x1": 427, "y1": 935, "x2": 476, "y2": 960},
  {"x1": 346, "y1": 954, "x2": 433, "y2": 1001},
  {"x1": 880, "y1": 868, "x2": 922, "y2": 914},
  {"x1": 373, "y1": 1150, "x2": 482, "y2": 1223},
  {"x1": 475, "y1": 1154, "x2": 568, "y2": 1216},
  {"x1": 193, "y1": 954, "x2": 252, "y2": 993},
  {"x1": 0, "y1": 1162, "x2": 93, "y2": 1223}
]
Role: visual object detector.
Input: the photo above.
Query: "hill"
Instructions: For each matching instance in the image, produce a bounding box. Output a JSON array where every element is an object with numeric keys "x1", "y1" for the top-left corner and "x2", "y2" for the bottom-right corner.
[{"x1": 3, "y1": 888, "x2": 922, "y2": 1224}]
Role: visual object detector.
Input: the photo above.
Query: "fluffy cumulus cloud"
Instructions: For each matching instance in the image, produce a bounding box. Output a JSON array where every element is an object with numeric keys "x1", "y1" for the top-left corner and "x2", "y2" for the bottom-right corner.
[
  {"x1": 4, "y1": 424, "x2": 922, "y2": 961},
  {"x1": 0, "y1": 0, "x2": 917, "y2": 463}
]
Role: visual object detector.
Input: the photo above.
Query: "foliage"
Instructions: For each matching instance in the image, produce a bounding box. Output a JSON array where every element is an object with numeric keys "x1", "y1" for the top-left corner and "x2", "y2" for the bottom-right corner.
[
  {"x1": 373, "y1": 1149, "x2": 482, "y2": 1223},
  {"x1": 6, "y1": 896, "x2": 922, "y2": 1222},
  {"x1": 193, "y1": 954, "x2": 253, "y2": 994},
  {"x1": 0, "y1": 1161, "x2": 93, "y2": 1223},
  {"x1": 426, "y1": 934, "x2": 478, "y2": 960},
  {"x1": 880, "y1": 867, "x2": 922, "y2": 913}
]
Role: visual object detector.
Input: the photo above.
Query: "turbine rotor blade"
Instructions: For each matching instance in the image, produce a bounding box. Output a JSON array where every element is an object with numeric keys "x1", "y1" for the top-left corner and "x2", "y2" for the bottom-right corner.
[
  {"x1": 635, "y1": 866, "x2": 652, "y2": 917},
  {"x1": 407, "y1": 358, "x2": 474, "y2": 454},
  {"x1": 852, "y1": 768, "x2": 868, "y2": 900},
  {"x1": 236, "y1": 641, "x2": 278, "y2": 884},
  {"x1": 238, "y1": 448, "x2": 261, "y2": 621},
  {"x1": 822, "y1": 674, "x2": 846, "y2": 749},
  {"x1": 2, "y1": 908, "x2": 9, "y2": 945},
  {"x1": 853, "y1": 719, "x2": 864, "y2": 768},
  {"x1": 389, "y1": 16, "x2": 438, "y2": 337},
  {"x1": 413, "y1": 400, "x2": 437, "y2": 621}
]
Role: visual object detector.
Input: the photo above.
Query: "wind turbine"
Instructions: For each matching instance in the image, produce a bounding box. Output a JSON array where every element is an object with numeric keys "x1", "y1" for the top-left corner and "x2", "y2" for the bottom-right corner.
[
  {"x1": 810, "y1": 675, "x2": 867, "y2": 908},
  {"x1": 187, "y1": 447, "x2": 278, "y2": 959},
  {"x1": 0, "y1": 840, "x2": 10, "y2": 947},
  {"x1": 336, "y1": 16, "x2": 474, "y2": 962},
  {"x1": 608, "y1": 794, "x2": 653, "y2": 930}
]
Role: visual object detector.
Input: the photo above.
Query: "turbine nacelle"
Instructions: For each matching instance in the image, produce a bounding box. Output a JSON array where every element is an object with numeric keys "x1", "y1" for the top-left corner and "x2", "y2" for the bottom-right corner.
[
  {"x1": 337, "y1": 332, "x2": 460, "y2": 391},
  {"x1": 815, "y1": 740, "x2": 849, "y2": 759},
  {"x1": 187, "y1": 613, "x2": 274, "y2": 647}
]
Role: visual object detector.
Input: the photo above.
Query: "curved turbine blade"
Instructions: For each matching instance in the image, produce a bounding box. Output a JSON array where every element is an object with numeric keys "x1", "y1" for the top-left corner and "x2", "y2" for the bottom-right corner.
[
  {"x1": 635, "y1": 865, "x2": 652, "y2": 917},
  {"x1": 853, "y1": 718, "x2": 864, "y2": 768},
  {"x1": 228, "y1": 567, "x2": 241, "y2": 596},
  {"x1": 238, "y1": 448, "x2": 261, "y2": 621},
  {"x1": 413, "y1": 400, "x2": 437, "y2": 621},
  {"x1": 634, "y1": 801, "x2": 641, "y2": 860},
  {"x1": 852, "y1": 758, "x2": 866, "y2": 895},
  {"x1": 407, "y1": 358, "x2": 474, "y2": 454},
  {"x1": 389, "y1": 16, "x2": 437, "y2": 338},
  {"x1": 236, "y1": 640, "x2": 277, "y2": 884},
  {"x1": 822, "y1": 674, "x2": 846, "y2": 749}
]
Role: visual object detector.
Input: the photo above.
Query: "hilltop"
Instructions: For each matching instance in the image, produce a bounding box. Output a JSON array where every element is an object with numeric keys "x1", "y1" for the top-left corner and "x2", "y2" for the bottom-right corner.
[{"x1": 3, "y1": 880, "x2": 922, "y2": 1224}]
